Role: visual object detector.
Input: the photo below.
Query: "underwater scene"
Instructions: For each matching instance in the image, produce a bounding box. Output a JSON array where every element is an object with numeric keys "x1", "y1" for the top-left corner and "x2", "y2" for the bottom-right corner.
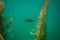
[{"x1": 0, "y1": 0, "x2": 60, "y2": 40}]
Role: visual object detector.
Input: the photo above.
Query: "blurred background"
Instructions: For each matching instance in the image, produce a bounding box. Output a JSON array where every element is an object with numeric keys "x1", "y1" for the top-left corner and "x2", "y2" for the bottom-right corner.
[{"x1": 1, "y1": 0, "x2": 60, "y2": 40}]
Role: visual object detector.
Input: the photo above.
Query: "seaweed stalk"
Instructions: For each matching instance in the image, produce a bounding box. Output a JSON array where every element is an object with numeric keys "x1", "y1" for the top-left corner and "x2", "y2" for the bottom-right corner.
[
  {"x1": 35, "y1": 0, "x2": 50, "y2": 40},
  {"x1": 0, "y1": 34, "x2": 4, "y2": 40},
  {"x1": 0, "y1": 0, "x2": 5, "y2": 40},
  {"x1": 0, "y1": 0, "x2": 13, "y2": 40}
]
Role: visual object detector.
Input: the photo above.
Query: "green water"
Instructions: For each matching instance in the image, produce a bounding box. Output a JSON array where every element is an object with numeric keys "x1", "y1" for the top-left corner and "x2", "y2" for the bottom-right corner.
[{"x1": 2, "y1": 0, "x2": 60, "y2": 40}]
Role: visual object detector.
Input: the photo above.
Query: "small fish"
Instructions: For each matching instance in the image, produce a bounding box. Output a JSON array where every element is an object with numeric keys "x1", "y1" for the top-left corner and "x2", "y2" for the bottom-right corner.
[{"x1": 25, "y1": 19, "x2": 34, "y2": 22}]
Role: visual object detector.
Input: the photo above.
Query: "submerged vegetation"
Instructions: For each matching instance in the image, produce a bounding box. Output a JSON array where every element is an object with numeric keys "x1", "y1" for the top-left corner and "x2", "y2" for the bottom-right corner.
[
  {"x1": 35, "y1": 0, "x2": 50, "y2": 40},
  {"x1": 0, "y1": 0, "x2": 50, "y2": 40},
  {"x1": 0, "y1": 0, "x2": 13, "y2": 40},
  {"x1": 30, "y1": 0, "x2": 50, "y2": 40}
]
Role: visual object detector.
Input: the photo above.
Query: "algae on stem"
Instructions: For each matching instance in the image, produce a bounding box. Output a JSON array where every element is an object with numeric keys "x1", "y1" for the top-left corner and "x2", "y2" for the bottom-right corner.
[{"x1": 35, "y1": 0, "x2": 50, "y2": 40}]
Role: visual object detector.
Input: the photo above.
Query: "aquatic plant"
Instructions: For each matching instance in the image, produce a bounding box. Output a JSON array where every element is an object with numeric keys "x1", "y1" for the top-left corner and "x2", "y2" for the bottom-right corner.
[
  {"x1": 0, "y1": 0, "x2": 13, "y2": 40},
  {"x1": 28, "y1": 0, "x2": 50, "y2": 40},
  {"x1": 35, "y1": 0, "x2": 50, "y2": 40}
]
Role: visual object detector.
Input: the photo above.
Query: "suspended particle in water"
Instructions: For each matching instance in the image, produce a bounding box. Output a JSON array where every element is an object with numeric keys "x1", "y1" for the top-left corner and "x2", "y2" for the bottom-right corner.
[
  {"x1": 31, "y1": 29, "x2": 35, "y2": 31},
  {"x1": 30, "y1": 32, "x2": 35, "y2": 36},
  {"x1": 30, "y1": 32, "x2": 33, "y2": 35},
  {"x1": 7, "y1": 18, "x2": 13, "y2": 27},
  {"x1": 7, "y1": 29, "x2": 11, "y2": 32},
  {"x1": 10, "y1": 33, "x2": 14, "y2": 39},
  {"x1": 34, "y1": 38, "x2": 37, "y2": 40}
]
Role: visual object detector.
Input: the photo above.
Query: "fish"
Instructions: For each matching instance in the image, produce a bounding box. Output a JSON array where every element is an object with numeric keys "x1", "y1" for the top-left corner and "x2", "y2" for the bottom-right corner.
[{"x1": 25, "y1": 19, "x2": 34, "y2": 22}]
